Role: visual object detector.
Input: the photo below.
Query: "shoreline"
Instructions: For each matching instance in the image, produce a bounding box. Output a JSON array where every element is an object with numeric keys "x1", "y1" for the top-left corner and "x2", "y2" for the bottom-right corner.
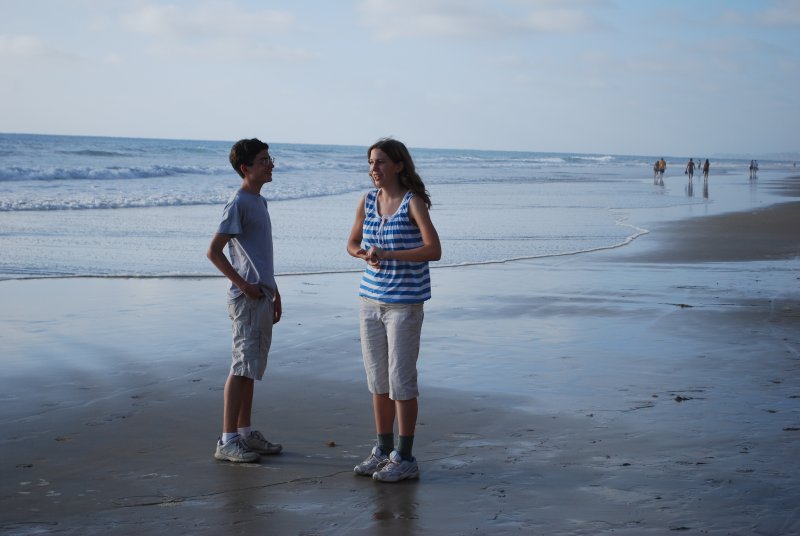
[
  {"x1": 609, "y1": 199, "x2": 800, "y2": 263},
  {"x1": 5, "y1": 169, "x2": 793, "y2": 282},
  {"x1": 2, "y1": 182, "x2": 799, "y2": 534}
]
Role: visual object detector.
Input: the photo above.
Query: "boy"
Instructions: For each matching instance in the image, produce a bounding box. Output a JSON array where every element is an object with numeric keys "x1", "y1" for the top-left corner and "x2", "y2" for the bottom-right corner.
[{"x1": 207, "y1": 138, "x2": 283, "y2": 462}]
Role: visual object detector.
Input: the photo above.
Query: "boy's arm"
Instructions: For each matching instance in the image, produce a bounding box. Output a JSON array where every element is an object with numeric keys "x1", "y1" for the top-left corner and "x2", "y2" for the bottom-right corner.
[
  {"x1": 273, "y1": 287, "x2": 281, "y2": 324},
  {"x1": 207, "y1": 233, "x2": 264, "y2": 299}
]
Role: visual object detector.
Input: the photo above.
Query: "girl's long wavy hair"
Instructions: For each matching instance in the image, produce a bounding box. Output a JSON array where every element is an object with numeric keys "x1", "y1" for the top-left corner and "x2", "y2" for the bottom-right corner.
[{"x1": 368, "y1": 138, "x2": 432, "y2": 209}]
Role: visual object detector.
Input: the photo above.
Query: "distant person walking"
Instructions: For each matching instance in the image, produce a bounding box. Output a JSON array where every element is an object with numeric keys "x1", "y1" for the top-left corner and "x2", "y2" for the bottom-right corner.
[
  {"x1": 749, "y1": 159, "x2": 759, "y2": 179},
  {"x1": 702, "y1": 159, "x2": 710, "y2": 181},
  {"x1": 347, "y1": 138, "x2": 441, "y2": 483},
  {"x1": 207, "y1": 138, "x2": 283, "y2": 463},
  {"x1": 685, "y1": 158, "x2": 695, "y2": 180}
]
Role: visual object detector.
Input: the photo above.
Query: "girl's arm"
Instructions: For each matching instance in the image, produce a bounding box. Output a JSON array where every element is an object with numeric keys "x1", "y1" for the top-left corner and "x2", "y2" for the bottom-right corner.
[
  {"x1": 373, "y1": 196, "x2": 441, "y2": 263},
  {"x1": 347, "y1": 194, "x2": 371, "y2": 261}
]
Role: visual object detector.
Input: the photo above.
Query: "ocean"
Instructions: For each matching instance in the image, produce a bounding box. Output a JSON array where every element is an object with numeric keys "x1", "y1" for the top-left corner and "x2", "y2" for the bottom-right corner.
[{"x1": 0, "y1": 133, "x2": 791, "y2": 279}]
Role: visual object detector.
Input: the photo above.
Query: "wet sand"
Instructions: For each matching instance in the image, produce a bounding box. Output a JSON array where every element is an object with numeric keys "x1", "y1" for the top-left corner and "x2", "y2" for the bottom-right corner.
[
  {"x1": 1, "y1": 183, "x2": 799, "y2": 535},
  {"x1": 613, "y1": 199, "x2": 800, "y2": 263}
]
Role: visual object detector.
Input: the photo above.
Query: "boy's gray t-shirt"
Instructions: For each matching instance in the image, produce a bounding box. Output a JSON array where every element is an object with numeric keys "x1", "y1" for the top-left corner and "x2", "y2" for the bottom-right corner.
[{"x1": 216, "y1": 189, "x2": 275, "y2": 302}]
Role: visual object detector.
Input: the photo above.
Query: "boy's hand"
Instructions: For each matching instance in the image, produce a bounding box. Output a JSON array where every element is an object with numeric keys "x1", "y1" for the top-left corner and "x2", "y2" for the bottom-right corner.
[
  {"x1": 273, "y1": 290, "x2": 282, "y2": 324},
  {"x1": 241, "y1": 282, "x2": 264, "y2": 299}
]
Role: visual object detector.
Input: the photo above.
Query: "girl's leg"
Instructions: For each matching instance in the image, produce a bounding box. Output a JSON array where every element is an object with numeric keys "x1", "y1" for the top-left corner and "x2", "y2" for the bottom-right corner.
[
  {"x1": 396, "y1": 398, "x2": 418, "y2": 437},
  {"x1": 373, "y1": 392, "x2": 396, "y2": 434},
  {"x1": 385, "y1": 304, "x2": 423, "y2": 455}
]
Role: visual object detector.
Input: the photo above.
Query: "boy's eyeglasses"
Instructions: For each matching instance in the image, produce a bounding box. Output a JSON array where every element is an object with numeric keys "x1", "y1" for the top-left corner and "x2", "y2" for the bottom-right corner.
[{"x1": 252, "y1": 156, "x2": 275, "y2": 167}]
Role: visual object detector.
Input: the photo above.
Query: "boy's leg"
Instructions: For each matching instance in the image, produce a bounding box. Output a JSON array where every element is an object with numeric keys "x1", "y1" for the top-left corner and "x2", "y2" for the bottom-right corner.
[
  {"x1": 216, "y1": 374, "x2": 259, "y2": 462},
  {"x1": 238, "y1": 377, "x2": 255, "y2": 429},
  {"x1": 223, "y1": 374, "x2": 254, "y2": 433},
  {"x1": 224, "y1": 292, "x2": 273, "y2": 434}
]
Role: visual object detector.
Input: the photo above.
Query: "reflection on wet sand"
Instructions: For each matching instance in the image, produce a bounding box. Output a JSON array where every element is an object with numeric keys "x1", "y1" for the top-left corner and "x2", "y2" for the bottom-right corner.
[{"x1": 372, "y1": 478, "x2": 419, "y2": 528}]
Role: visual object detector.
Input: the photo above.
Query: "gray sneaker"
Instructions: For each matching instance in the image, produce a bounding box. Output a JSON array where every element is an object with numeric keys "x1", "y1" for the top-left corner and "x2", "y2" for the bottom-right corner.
[
  {"x1": 244, "y1": 430, "x2": 282, "y2": 455},
  {"x1": 372, "y1": 450, "x2": 419, "y2": 482},
  {"x1": 215, "y1": 436, "x2": 259, "y2": 463},
  {"x1": 353, "y1": 446, "x2": 389, "y2": 476}
]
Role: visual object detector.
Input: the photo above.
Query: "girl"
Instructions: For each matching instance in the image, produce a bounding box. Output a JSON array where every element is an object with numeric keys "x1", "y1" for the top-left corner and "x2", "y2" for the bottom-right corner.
[{"x1": 347, "y1": 138, "x2": 441, "y2": 482}]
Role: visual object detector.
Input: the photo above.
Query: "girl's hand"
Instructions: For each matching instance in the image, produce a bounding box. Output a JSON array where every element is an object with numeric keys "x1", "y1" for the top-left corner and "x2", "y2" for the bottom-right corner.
[
  {"x1": 366, "y1": 246, "x2": 382, "y2": 268},
  {"x1": 354, "y1": 247, "x2": 370, "y2": 261}
]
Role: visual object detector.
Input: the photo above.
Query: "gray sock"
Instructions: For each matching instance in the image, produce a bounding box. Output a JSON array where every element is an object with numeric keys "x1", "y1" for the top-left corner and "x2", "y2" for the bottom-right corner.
[
  {"x1": 398, "y1": 435, "x2": 414, "y2": 460},
  {"x1": 378, "y1": 433, "x2": 394, "y2": 455}
]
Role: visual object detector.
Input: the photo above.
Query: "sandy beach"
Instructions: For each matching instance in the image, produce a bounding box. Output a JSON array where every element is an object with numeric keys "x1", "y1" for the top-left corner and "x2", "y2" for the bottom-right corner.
[{"x1": 2, "y1": 179, "x2": 799, "y2": 535}]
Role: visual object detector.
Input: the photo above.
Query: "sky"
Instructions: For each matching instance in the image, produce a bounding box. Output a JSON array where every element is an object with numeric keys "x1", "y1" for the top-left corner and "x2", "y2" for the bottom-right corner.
[{"x1": 1, "y1": 0, "x2": 799, "y2": 157}]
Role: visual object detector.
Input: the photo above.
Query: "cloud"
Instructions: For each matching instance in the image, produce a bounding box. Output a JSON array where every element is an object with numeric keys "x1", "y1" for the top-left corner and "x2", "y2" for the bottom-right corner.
[
  {"x1": 122, "y1": 2, "x2": 294, "y2": 40},
  {"x1": 758, "y1": 0, "x2": 800, "y2": 26},
  {"x1": 119, "y1": 2, "x2": 307, "y2": 62},
  {"x1": 357, "y1": 0, "x2": 598, "y2": 41},
  {"x1": 720, "y1": 0, "x2": 800, "y2": 27},
  {"x1": 144, "y1": 39, "x2": 313, "y2": 63},
  {"x1": 357, "y1": 0, "x2": 495, "y2": 40},
  {"x1": 0, "y1": 34, "x2": 71, "y2": 60},
  {"x1": 523, "y1": 8, "x2": 595, "y2": 32},
  {"x1": 103, "y1": 52, "x2": 126, "y2": 65}
]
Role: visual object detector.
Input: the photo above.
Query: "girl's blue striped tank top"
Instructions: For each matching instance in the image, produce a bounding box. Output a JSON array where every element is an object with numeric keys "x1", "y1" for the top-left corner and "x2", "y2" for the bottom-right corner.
[{"x1": 359, "y1": 189, "x2": 431, "y2": 304}]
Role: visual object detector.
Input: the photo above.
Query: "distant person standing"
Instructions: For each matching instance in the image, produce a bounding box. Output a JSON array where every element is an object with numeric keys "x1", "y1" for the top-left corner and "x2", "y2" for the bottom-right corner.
[
  {"x1": 658, "y1": 158, "x2": 667, "y2": 179},
  {"x1": 685, "y1": 158, "x2": 695, "y2": 180},
  {"x1": 207, "y1": 138, "x2": 283, "y2": 463},
  {"x1": 653, "y1": 160, "x2": 660, "y2": 184},
  {"x1": 749, "y1": 159, "x2": 758, "y2": 179},
  {"x1": 702, "y1": 159, "x2": 710, "y2": 181}
]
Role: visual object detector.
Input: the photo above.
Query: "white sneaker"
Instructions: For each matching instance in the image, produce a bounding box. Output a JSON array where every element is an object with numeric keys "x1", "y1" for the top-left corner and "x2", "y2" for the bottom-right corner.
[
  {"x1": 214, "y1": 436, "x2": 259, "y2": 463},
  {"x1": 372, "y1": 450, "x2": 419, "y2": 482},
  {"x1": 353, "y1": 446, "x2": 389, "y2": 476},
  {"x1": 244, "y1": 430, "x2": 282, "y2": 455}
]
